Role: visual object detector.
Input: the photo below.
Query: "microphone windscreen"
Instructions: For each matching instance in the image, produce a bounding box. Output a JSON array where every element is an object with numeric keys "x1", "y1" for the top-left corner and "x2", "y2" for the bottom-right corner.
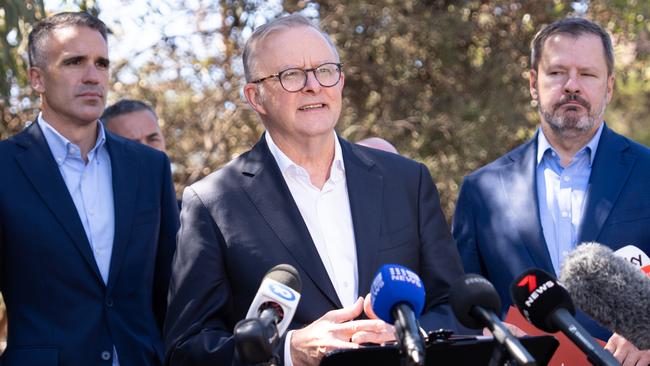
[
  {"x1": 449, "y1": 274, "x2": 501, "y2": 329},
  {"x1": 510, "y1": 268, "x2": 575, "y2": 333},
  {"x1": 560, "y1": 243, "x2": 650, "y2": 349},
  {"x1": 370, "y1": 264, "x2": 425, "y2": 324},
  {"x1": 265, "y1": 264, "x2": 302, "y2": 293}
]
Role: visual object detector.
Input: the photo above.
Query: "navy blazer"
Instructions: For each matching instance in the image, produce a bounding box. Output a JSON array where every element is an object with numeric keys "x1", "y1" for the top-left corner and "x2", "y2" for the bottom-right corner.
[
  {"x1": 453, "y1": 124, "x2": 650, "y2": 340},
  {"x1": 164, "y1": 135, "x2": 467, "y2": 366},
  {"x1": 0, "y1": 122, "x2": 179, "y2": 365}
]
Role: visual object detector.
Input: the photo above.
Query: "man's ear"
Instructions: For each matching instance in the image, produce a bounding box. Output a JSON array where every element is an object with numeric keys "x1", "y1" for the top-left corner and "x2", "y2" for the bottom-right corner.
[
  {"x1": 529, "y1": 69, "x2": 539, "y2": 101},
  {"x1": 29, "y1": 67, "x2": 45, "y2": 94},
  {"x1": 243, "y1": 83, "x2": 266, "y2": 115}
]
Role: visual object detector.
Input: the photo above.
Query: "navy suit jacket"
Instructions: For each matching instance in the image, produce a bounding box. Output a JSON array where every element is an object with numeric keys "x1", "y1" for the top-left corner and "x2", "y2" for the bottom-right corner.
[
  {"x1": 164, "y1": 135, "x2": 467, "y2": 365},
  {"x1": 0, "y1": 122, "x2": 179, "y2": 365},
  {"x1": 452, "y1": 124, "x2": 650, "y2": 340}
]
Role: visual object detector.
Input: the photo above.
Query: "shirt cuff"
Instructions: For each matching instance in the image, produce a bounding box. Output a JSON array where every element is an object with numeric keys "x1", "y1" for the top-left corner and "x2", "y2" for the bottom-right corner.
[{"x1": 284, "y1": 330, "x2": 294, "y2": 366}]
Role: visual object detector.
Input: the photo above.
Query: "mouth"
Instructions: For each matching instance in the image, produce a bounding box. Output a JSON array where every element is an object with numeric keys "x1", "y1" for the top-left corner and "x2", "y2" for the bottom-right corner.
[
  {"x1": 298, "y1": 103, "x2": 326, "y2": 111},
  {"x1": 78, "y1": 93, "x2": 102, "y2": 99}
]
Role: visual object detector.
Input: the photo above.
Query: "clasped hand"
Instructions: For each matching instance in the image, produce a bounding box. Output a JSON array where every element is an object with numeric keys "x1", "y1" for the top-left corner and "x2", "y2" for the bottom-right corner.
[{"x1": 290, "y1": 296, "x2": 396, "y2": 366}]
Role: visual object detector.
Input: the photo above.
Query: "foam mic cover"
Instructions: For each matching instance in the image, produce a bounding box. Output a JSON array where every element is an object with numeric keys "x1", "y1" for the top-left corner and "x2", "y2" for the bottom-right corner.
[
  {"x1": 510, "y1": 269, "x2": 574, "y2": 332},
  {"x1": 370, "y1": 264, "x2": 425, "y2": 324},
  {"x1": 449, "y1": 273, "x2": 501, "y2": 329},
  {"x1": 560, "y1": 243, "x2": 650, "y2": 349}
]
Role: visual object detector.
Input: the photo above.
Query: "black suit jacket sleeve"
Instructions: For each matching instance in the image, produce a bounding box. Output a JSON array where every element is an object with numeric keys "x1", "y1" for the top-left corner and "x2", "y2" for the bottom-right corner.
[
  {"x1": 164, "y1": 187, "x2": 240, "y2": 366},
  {"x1": 153, "y1": 153, "x2": 181, "y2": 331}
]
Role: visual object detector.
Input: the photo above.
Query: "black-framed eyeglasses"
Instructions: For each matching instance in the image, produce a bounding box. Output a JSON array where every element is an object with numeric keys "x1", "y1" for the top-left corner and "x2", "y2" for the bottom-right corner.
[{"x1": 251, "y1": 62, "x2": 343, "y2": 93}]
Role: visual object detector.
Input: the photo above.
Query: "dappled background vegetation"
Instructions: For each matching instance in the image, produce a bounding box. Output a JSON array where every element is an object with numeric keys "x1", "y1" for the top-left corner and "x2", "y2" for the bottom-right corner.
[{"x1": 2, "y1": 0, "x2": 650, "y2": 218}]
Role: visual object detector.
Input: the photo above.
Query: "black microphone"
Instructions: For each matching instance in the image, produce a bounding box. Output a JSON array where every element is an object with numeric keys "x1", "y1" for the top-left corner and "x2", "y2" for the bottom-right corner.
[
  {"x1": 560, "y1": 242, "x2": 650, "y2": 349},
  {"x1": 510, "y1": 269, "x2": 619, "y2": 366},
  {"x1": 450, "y1": 274, "x2": 536, "y2": 366},
  {"x1": 234, "y1": 264, "x2": 302, "y2": 364}
]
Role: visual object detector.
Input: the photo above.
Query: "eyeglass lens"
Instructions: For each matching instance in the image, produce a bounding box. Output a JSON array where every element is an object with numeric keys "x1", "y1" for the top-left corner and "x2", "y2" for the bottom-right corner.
[{"x1": 280, "y1": 63, "x2": 341, "y2": 92}]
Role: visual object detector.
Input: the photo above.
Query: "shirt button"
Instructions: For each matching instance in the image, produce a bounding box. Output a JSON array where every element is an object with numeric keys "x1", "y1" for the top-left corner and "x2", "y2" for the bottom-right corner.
[
  {"x1": 561, "y1": 211, "x2": 569, "y2": 218},
  {"x1": 105, "y1": 298, "x2": 114, "y2": 307},
  {"x1": 563, "y1": 176, "x2": 571, "y2": 182},
  {"x1": 343, "y1": 281, "x2": 349, "y2": 288},
  {"x1": 100, "y1": 351, "x2": 111, "y2": 361}
]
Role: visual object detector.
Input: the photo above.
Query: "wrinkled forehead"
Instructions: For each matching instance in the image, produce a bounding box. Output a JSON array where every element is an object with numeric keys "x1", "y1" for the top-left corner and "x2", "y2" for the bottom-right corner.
[
  {"x1": 540, "y1": 33, "x2": 608, "y2": 70},
  {"x1": 249, "y1": 25, "x2": 339, "y2": 74}
]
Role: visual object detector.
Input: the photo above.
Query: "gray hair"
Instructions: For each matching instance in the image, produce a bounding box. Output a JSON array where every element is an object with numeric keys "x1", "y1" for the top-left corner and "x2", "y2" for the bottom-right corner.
[
  {"x1": 28, "y1": 12, "x2": 108, "y2": 68},
  {"x1": 242, "y1": 13, "x2": 339, "y2": 82},
  {"x1": 531, "y1": 17, "x2": 614, "y2": 76}
]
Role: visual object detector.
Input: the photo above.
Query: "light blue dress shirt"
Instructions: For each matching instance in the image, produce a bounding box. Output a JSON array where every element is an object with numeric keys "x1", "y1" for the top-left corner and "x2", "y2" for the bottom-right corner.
[
  {"x1": 38, "y1": 114, "x2": 119, "y2": 365},
  {"x1": 536, "y1": 124, "x2": 603, "y2": 275}
]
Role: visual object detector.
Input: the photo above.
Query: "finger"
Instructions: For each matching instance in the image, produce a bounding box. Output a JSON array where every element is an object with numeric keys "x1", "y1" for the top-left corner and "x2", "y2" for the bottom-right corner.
[
  {"x1": 614, "y1": 346, "x2": 632, "y2": 364},
  {"x1": 319, "y1": 338, "x2": 361, "y2": 353},
  {"x1": 333, "y1": 319, "x2": 391, "y2": 334},
  {"x1": 605, "y1": 333, "x2": 622, "y2": 354},
  {"x1": 504, "y1": 323, "x2": 528, "y2": 337},
  {"x1": 351, "y1": 329, "x2": 397, "y2": 345},
  {"x1": 322, "y1": 297, "x2": 364, "y2": 323},
  {"x1": 622, "y1": 352, "x2": 640, "y2": 366},
  {"x1": 637, "y1": 352, "x2": 650, "y2": 366},
  {"x1": 363, "y1": 294, "x2": 378, "y2": 319}
]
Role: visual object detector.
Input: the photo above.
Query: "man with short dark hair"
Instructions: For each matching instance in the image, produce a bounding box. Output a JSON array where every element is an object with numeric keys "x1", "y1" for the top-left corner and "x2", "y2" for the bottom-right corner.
[
  {"x1": 103, "y1": 99, "x2": 167, "y2": 152},
  {"x1": 165, "y1": 13, "x2": 466, "y2": 366},
  {"x1": 453, "y1": 17, "x2": 650, "y2": 364},
  {"x1": 0, "y1": 12, "x2": 179, "y2": 365}
]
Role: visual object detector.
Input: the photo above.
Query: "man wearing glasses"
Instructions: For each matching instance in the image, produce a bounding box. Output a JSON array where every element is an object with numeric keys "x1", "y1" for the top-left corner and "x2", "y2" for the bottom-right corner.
[{"x1": 165, "y1": 14, "x2": 466, "y2": 366}]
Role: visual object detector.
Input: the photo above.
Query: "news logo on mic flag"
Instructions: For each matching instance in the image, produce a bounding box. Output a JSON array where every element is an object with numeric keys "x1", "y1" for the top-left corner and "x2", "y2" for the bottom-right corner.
[
  {"x1": 510, "y1": 269, "x2": 575, "y2": 332},
  {"x1": 615, "y1": 245, "x2": 650, "y2": 278},
  {"x1": 370, "y1": 264, "x2": 425, "y2": 324},
  {"x1": 244, "y1": 269, "x2": 301, "y2": 337}
]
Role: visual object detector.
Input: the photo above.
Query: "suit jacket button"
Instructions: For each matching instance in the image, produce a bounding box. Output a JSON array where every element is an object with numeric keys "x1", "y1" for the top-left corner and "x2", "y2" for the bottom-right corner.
[
  {"x1": 105, "y1": 298, "x2": 114, "y2": 307},
  {"x1": 101, "y1": 351, "x2": 112, "y2": 361}
]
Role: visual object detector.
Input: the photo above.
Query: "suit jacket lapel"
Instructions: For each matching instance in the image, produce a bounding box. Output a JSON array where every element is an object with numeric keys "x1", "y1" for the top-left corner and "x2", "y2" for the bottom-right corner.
[
  {"x1": 501, "y1": 136, "x2": 555, "y2": 272},
  {"x1": 339, "y1": 139, "x2": 383, "y2": 297},
  {"x1": 241, "y1": 136, "x2": 342, "y2": 308},
  {"x1": 14, "y1": 122, "x2": 105, "y2": 284},
  {"x1": 579, "y1": 125, "x2": 634, "y2": 242},
  {"x1": 106, "y1": 134, "x2": 139, "y2": 289}
]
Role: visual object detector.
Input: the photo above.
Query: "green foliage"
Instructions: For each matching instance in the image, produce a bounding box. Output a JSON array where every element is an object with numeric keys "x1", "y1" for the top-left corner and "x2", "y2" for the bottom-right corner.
[{"x1": 2, "y1": 0, "x2": 650, "y2": 218}]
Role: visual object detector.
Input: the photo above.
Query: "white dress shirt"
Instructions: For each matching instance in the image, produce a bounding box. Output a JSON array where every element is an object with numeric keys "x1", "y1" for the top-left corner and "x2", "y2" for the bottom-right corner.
[{"x1": 265, "y1": 132, "x2": 358, "y2": 366}]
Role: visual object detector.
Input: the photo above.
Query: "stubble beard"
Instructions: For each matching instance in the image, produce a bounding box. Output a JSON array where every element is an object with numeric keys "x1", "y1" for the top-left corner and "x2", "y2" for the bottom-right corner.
[{"x1": 538, "y1": 93, "x2": 607, "y2": 139}]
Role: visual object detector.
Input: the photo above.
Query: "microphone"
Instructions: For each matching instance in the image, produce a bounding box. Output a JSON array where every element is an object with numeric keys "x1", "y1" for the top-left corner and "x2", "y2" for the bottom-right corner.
[
  {"x1": 510, "y1": 268, "x2": 619, "y2": 366},
  {"x1": 234, "y1": 264, "x2": 302, "y2": 364},
  {"x1": 614, "y1": 244, "x2": 650, "y2": 277},
  {"x1": 449, "y1": 274, "x2": 536, "y2": 366},
  {"x1": 560, "y1": 242, "x2": 650, "y2": 349},
  {"x1": 370, "y1": 264, "x2": 426, "y2": 366}
]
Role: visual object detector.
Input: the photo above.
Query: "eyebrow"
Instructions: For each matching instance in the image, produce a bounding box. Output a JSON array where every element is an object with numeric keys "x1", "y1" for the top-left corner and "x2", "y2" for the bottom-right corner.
[{"x1": 61, "y1": 55, "x2": 110, "y2": 66}]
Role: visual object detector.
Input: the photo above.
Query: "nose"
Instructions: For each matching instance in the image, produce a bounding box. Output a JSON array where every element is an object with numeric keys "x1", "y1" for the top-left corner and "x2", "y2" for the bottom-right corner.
[
  {"x1": 563, "y1": 71, "x2": 581, "y2": 94},
  {"x1": 82, "y1": 64, "x2": 101, "y2": 84},
  {"x1": 302, "y1": 70, "x2": 322, "y2": 93}
]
